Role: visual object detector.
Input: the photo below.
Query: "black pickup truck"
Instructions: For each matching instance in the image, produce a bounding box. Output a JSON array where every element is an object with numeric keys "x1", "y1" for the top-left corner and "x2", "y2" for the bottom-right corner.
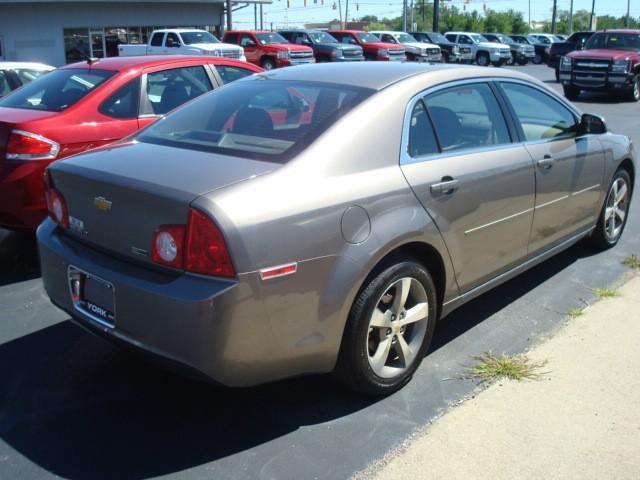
[{"x1": 548, "y1": 31, "x2": 594, "y2": 80}]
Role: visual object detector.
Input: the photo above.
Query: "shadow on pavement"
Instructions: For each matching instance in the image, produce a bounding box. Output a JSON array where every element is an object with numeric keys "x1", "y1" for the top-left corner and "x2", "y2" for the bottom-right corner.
[
  {"x1": 0, "y1": 229, "x2": 40, "y2": 286},
  {"x1": 0, "y1": 239, "x2": 599, "y2": 480}
]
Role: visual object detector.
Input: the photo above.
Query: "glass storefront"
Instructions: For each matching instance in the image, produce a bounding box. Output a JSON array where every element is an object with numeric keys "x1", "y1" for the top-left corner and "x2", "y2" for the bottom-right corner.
[{"x1": 63, "y1": 25, "x2": 217, "y2": 64}]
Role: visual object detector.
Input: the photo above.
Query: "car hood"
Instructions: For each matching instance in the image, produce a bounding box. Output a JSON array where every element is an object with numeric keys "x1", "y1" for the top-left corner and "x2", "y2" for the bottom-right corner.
[
  {"x1": 403, "y1": 42, "x2": 439, "y2": 50},
  {"x1": 264, "y1": 44, "x2": 312, "y2": 52},
  {"x1": 568, "y1": 49, "x2": 635, "y2": 60},
  {"x1": 190, "y1": 42, "x2": 242, "y2": 51},
  {"x1": 363, "y1": 42, "x2": 404, "y2": 50}
]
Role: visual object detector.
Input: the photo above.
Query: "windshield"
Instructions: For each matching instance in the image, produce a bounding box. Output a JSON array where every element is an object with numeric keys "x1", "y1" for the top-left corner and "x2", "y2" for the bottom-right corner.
[
  {"x1": 180, "y1": 31, "x2": 220, "y2": 45},
  {"x1": 427, "y1": 32, "x2": 448, "y2": 43},
  {"x1": 526, "y1": 36, "x2": 541, "y2": 44},
  {"x1": 308, "y1": 31, "x2": 338, "y2": 44},
  {"x1": 257, "y1": 33, "x2": 288, "y2": 44},
  {"x1": 0, "y1": 68, "x2": 115, "y2": 112},
  {"x1": 496, "y1": 34, "x2": 511, "y2": 43},
  {"x1": 470, "y1": 34, "x2": 488, "y2": 44},
  {"x1": 356, "y1": 32, "x2": 381, "y2": 44},
  {"x1": 396, "y1": 33, "x2": 417, "y2": 43},
  {"x1": 585, "y1": 32, "x2": 640, "y2": 51},
  {"x1": 137, "y1": 80, "x2": 373, "y2": 163}
]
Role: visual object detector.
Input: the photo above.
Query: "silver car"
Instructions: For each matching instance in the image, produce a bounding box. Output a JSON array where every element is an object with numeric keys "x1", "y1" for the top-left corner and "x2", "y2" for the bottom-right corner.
[{"x1": 38, "y1": 63, "x2": 635, "y2": 395}]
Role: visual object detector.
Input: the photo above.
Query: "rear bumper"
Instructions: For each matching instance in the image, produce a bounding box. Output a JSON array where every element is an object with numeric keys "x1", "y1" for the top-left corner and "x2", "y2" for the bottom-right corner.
[
  {"x1": 0, "y1": 159, "x2": 48, "y2": 230},
  {"x1": 37, "y1": 219, "x2": 338, "y2": 386}
]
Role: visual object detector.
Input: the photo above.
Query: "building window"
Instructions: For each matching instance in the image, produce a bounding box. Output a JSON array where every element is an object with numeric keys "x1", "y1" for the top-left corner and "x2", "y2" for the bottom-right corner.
[{"x1": 64, "y1": 29, "x2": 90, "y2": 64}]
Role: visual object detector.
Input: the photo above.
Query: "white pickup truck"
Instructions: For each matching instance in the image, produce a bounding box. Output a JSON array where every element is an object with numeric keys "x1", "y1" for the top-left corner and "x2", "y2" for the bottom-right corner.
[{"x1": 118, "y1": 29, "x2": 246, "y2": 61}]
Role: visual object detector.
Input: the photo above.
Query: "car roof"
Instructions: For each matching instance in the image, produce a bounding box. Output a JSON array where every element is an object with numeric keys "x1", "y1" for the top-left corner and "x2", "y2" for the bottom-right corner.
[
  {"x1": 226, "y1": 30, "x2": 274, "y2": 34},
  {"x1": 0, "y1": 62, "x2": 54, "y2": 70},
  {"x1": 329, "y1": 30, "x2": 366, "y2": 34},
  {"x1": 153, "y1": 29, "x2": 209, "y2": 33},
  {"x1": 60, "y1": 55, "x2": 239, "y2": 71},
  {"x1": 596, "y1": 29, "x2": 640, "y2": 34},
  {"x1": 253, "y1": 62, "x2": 538, "y2": 91}
]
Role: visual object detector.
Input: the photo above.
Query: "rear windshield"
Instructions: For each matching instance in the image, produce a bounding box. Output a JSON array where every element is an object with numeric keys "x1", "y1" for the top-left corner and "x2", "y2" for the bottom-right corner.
[
  {"x1": 137, "y1": 79, "x2": 373, "y2": 163},
  {"x1": 181, "y1": 31, "x2": 220, "y2": 45},
  {"x1": 585, "y1": 32, "x2": 640, "y2": 51},
  {"x1": 0, "y1": 68, "x2": 115, "y2": 112}
]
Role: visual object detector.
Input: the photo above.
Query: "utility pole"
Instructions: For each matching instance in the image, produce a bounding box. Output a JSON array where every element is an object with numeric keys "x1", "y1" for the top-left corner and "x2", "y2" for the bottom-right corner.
[
  {"x1": 551, "y1": 0, "x2": 557, "y2": 33},
  {"x1": 590, "y1": 0, "x2": 596, "y2": 30},
  {"x1": 410, "y1": 0, "x2": 414, "y2": 31},
  {"x1": 345, "y1": 0, "x2": 349, "y2": 28},
  {"x1": 569, "y1": 0, "x2": 574, "y2": 33},
  {"x1": 528, "y1": 0, "x2": 531, "y2": 30},
  {"x1": 338, "y1": 0, "x2": 343, "y2": 28},
  {"x1": 226, "y1": 0, "x2": 232, "y2": 31},
  {"x1": 260, "y1": 3, "x2": 263, "y2": 29},
  {"x1": 254, "y1": 4, "x2": 257, "y2": 29},
  {"x1": 402, "y1": 0, "x2": 407, "y2": 32},
  {"x1": 626, "y1": 0, "x2": 631, "y2": 27},
  {"x1": 433, "y1": 0, "x2": 440, "y2": 33}
]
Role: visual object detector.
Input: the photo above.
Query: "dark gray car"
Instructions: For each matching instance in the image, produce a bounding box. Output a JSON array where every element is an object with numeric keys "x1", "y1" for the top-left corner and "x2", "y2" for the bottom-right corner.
[
  {"x1": 38, "y1": 63, "x2": 635, "y2": 395},
  {"x1": 279, "y1": 29, "x2": 364, "y2": 62},
  {"x1": 483, "y1": 32, "x2": 536, "y2": 65}
]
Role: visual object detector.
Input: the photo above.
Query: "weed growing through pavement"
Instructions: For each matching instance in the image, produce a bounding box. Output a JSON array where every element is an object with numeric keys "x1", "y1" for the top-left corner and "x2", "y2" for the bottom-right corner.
[
  {"x1": 461, "y1": 352, "x2": 547, "y2": 384},
  {"x1": 623, "y1": 255, "x2": 640, "y2": 270},
  {"x1": 567, "y1": 308, "x2": 584, "y2": 318},
  {"x1": 593, "y1": 287, "x2": 618, "y2": 298}
]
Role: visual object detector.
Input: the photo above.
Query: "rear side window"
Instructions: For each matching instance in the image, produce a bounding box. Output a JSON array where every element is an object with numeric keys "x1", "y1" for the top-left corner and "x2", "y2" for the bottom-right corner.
[
  {"x1": 150, "y1": 33, "x2": 164, "y2": 47},
  {"x1": 137, "y1": 79, "x2": 373, "y2": 163},
  {"x1": 408, "y1": 100, "x2": 438, "y2": 157},
  {"x1": 15, "y1": 68, "x2": 49, "y2": 85},
  {"x1": 224, "y1": 33, "x2": 239, "y2": 44},
  {"x1": 143, "y1": 66, "x2": 212, "y2": 115},
  {"x1": 500, "y1": 82, "x2": 577, "y2": 141},
  {"x1": 0, "y1": 71, "x2": 11, "y2": 96},
  {"x1": 424, "y1": 83, "x2": 510, "y2": 153},
  {"x1": 215, "y1": 65, "x2": 256, "y2": 84},
  {"x1": 0, "y1": 68, "x2": 115, "y2": 111},
  {"x1": 99, "y1": 77, "x2": 141, "y2": 119}
]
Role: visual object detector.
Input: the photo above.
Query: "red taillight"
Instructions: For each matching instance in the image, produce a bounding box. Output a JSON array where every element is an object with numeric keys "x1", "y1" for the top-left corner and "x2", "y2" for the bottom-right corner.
[
  {"x1": 185, "y1": 208, "x2": 235, "y2": 278},
  {"x1": 7, "y1": 130, "x2": 60, "y2": 161},
  {"x1": 151, "y1": 225, "x2": 185, "y2": 269},
  {"x1": 43, "y1": 170, "x2": 69, "y2": 229},
  {"x1": 151, "y1": 209, "x2": 235, "y2": 278}
]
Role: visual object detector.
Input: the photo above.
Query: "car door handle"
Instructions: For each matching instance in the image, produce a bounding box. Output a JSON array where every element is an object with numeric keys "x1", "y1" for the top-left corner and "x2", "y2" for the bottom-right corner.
[
  {"x1": 537, "y1": 155, "x2": 554, "y2": 170},
  {"x1": 430, "y1": 178, "x2": 459, "y2": 194}
]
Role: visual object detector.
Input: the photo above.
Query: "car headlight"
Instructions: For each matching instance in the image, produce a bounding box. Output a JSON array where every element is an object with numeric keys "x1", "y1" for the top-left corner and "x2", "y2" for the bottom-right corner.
[
  {"x1": 378, "y1": 48, "x2": 388, "y2": 57},
  {"x1": 611, "y1": 59, "x2": 630, "y2": 74},
  {"x1": 560, "y1": 56, "x2": 572, "y2": 71},
  {"x1": 276, "y1": 50, "x2": 290, "y2": 59}
]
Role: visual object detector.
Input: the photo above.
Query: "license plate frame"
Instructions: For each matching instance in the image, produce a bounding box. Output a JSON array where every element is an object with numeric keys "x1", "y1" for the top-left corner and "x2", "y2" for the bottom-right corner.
[{"x1": 68, "y1": 265, "x2": 116, "y2": 329}]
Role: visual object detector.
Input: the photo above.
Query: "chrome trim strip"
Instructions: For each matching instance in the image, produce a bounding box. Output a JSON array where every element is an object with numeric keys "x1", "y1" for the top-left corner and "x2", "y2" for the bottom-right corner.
[
  {"x1": 67, "y1": 265, "x2": 116, "y2": 330},
  {"x1": 464, "y1": 208, "x2": 533, "y2": 235},
  {"x1": 535, "y1": 195, "x2": 569, "y2": 210},
  {"x1": 571, "y1": 184, "x2": 600, "y2": 196}
]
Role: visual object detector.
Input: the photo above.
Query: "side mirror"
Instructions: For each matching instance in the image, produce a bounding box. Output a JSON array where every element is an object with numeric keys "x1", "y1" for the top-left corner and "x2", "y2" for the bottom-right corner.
[{"x1": 579, "y1": 113, "x2": 607, "y2": 135}]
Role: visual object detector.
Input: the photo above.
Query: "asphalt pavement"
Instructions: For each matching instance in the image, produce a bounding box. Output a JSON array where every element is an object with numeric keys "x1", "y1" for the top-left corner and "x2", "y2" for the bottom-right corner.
[{"x1": 0, "y1": 64, "x2": 638, "y2": 480}]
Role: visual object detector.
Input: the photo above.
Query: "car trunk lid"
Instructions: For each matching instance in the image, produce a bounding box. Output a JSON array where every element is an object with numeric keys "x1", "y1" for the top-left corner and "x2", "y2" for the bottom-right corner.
[{"x1": 48, "y1": 141, "x2": 278, "y2": 267}]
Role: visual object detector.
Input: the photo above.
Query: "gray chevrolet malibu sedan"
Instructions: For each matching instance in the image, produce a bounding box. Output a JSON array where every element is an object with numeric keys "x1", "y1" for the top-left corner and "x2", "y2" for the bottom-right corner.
[{"x1": 38, "y1": 63, "x2": 635, "y2": 395}]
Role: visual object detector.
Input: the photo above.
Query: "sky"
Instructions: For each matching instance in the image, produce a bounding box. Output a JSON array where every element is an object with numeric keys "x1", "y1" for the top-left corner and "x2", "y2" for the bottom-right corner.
[{"x1": 232, "y1": 0, "x2": 638, "y2": 30}]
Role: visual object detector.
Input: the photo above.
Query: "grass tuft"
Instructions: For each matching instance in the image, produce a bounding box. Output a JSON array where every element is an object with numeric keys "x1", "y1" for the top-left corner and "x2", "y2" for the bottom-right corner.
[
  {"x1": 623, "y1": 255, "x2": 640, "y2": 270},
  {"x1": 593, "y1": 287, "x2": 618, "y2": 299},
  {"x1": 567, "y1": 308, "x2": 584, "y2": 318},
  {"x1": 462, "y1": 352, "x2": 547, "y2": 384}
]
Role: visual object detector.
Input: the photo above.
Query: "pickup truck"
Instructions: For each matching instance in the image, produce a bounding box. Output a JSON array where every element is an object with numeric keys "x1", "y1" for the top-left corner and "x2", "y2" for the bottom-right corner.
[
  {"x1": 445, "y1": 31, "x2": 511, "y2": 66},
  {"x1": 278, "y1": 29, "x2": 364, "y2": 62},
  {"x1": 559, "y1": 29, "x2": 640, "y2": 101},
  {"x1": 118, "y1": 29, "x2": 245, "y2": 61},
  {"x1": 222, "y1": 30, "x2": 314, "y2": 70},
  {"x1": 410, "y1": 31, "x2": 473, "y2": 63},
  {"x1": 370, "y1": 31, "x2": 441, "y2": 62},
  {"x1": 482, "y1": 33, "x2": 535, "y2": 65},
  {"x1": 548, "y1": 31, "x2": 594, "y2": 80},
  {"x1": 328, "y1": 30, "x2": 405, "y2": 61}
]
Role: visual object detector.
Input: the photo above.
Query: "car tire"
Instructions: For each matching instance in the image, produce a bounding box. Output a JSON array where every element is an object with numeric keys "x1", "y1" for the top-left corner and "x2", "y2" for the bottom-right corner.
[
  {"x1": 533, "y1": 53, "x2": 543, "y2": 64},
  {"x1": 555, "y1": 67, "x2": 560, "y2": 81},
  {"x1": 517, "y1": 58, "x2": 528, "y2": 66},
  {"x1": 590, "y1": 169, "x2": 632, "y2": 250},
  {"x1": 442, "y1": 51, "x2": 450, "y2": 63},
  {"x1": 492, "y1": 59, "x2": 505, "y2": 67},
  {"x1": 334, "y1": 259, "x2": 438, "y2": 396},
  {"x1": 628, "y1": 75, "x2": 640, "y2": 102},
  {"x1": 563, "y1": 85, "x2": 580, "y2": 100},
  {"x1": 261, "y1": 57, "x2": 276, "y2": 70},
  {"x1": 476, "y1": 52, "x2": 490, "y2": 67},
  {"x1": 506, "y1": 52, "x2": 515, "y2": 65}
]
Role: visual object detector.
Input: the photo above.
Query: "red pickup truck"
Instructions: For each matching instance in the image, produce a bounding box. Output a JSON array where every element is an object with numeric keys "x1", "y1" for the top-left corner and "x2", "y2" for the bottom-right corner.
[
  {"x1": 328, "y1": 30, "x2": 406, "y2": 61},
  {"x1": 222, "y1": 30, "x2": 314, "y2": 70},
  {"x1": 559, "y1": 29, "x2": 640, "y2": 101}
]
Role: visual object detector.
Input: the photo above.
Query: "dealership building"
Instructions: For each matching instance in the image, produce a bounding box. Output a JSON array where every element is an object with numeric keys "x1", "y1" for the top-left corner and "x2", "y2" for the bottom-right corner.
[{"x1": 0, "y1": 0, "x2": 267, "y2": 67}]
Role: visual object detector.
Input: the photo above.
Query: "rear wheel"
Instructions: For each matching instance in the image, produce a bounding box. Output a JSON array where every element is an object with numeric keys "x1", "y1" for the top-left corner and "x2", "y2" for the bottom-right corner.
[
  {"x1": 334, "y1": 259, "x2": 438, "y2": 396},
  {"x1": 442, "y1": 51, "x2": 450, "y2": 63},
  {"x1": 516, "y1": 57, "x2": 528, "y2": 66},
  {"x1": 506, "y1": 52, "x2": 515, "y2": 65},
  {"x1": 533, "y1": 53, "x2": 543, "y2": 64},
  {"x1": 261, "y1": 57, "x2": 276, "y2": 70},
  {"x1": 555, "y1": 67, "x2": 560, "y2": 81},
  {"x1": 476, "y1": 52, "x2": 490, "y2": 67},
  {"x1": 563, "y1": 85, "x2": 580, "y2": 100},
  {"x1": 590, "y1": 169, "x2": 632, "y2": 249}
]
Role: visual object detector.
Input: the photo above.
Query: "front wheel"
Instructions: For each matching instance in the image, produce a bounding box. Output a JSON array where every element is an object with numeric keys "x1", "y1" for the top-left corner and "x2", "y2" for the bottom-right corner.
[
  {"x1": 628, "y1": 75, "x2": 640, "y2": 102},
  {"x1": 590, "y1": 169, "x2": 632, "y2": 250},
  {"x1": 563, "y1": 85, "x2": 580, "y2": 100},
  {"x1": 442, "y1": 51, "x2": 450, "y2": 63},
  {"x1": 533, "y1": 53, "x2": 543, "y2": 64},
  {"x1": 260, "y1": 57, "x2": 276, "y2": 70},
  {"x1": 492, "y1": 59, "x2": 505, "y2": 67},
  {"x1": 517, "y1": 58, "x2": 528, "y2": 66},
  {"x1": 555, "y1": 67, "x2": 560, "y2": 81},
  {"x1": 506, "y1": 52, "x2": 515, "y2": 65},
  {"x1": 334, "y1": 260, "x2": 438, "y2": 396},
  {"x1": 476, "y1": 52, "x2": 490, "y2": 67}
]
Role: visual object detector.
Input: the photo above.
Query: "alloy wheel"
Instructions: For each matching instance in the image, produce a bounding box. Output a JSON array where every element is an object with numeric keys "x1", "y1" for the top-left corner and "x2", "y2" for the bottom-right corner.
[
  {"x1": 366, "y1": 277, "x2": 429, "y2": 379},
  {"x1": 604, "y1": 177, "x2": 629, "y2": 242}
]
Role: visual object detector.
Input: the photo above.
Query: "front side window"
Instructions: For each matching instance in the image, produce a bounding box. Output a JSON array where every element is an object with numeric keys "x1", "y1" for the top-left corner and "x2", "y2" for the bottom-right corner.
[
  {"x1": 137, "y1": 80, "x2": 373, "y2": 162},
  {"x1": 458, "y1": 35, "x2": 473, "y2": 45},
  {"x1": 0, "y1": 68, "x2": 115, "y2": 111},
  {"x1": 240, "y1": 34, "x2": 256, "y2": 47},
  {"x1": 408, "y1": 100, "x2": 438, "y2": 158},
  {"x1": 256, "y1": 33, "x2": 288, "y2": 45},
  {"x1": 150, "y1": 32, "x2": 164, "y2": 47},
  {"x1": 500, "y1": 83, "x2": 577, "y2": 141},
  {"x1": 99, "y1": 77, "x2": 141, "y2": 118},
  {"x1": 380, "y1": 34, "x2": 396, "y2": 43},
  {"x1": 308, "y1": 31, "x2": 338, "y2": 44},
  {"x1": 165, "y1": 33, "x2": 181, "y2": 47},
  {"x1": 424, "y1": 83, "x2": 510, "y2": 153},
  {"x1": 143, "y1": 66, "x2": 212, "y2": 115},
  {"x1": 215, "y1": 65, "x2": 256, "y2": 84},
  {"x1": 356, "y1": 32, "x2": 381, "y2": 44},
  {"x1": 180, "y1": 31, "x2": 220, "y2": 45}
]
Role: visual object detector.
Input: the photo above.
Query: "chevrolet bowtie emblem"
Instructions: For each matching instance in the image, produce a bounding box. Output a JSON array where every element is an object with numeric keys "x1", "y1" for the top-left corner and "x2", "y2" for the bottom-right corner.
[{"x1": 94, "y1": 196, "x2": 112, "y2": 211}]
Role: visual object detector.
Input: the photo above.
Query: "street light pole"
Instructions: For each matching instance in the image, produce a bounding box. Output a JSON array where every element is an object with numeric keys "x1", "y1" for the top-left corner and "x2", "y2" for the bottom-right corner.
[
  {"x1": 569, "y1": 0, "x2": 574, "y2": 34},
  {"x1": 433, "y1": 0, "x2": 440, "y2": 32},
  {"x1": 402, "y1": 0, "x2": 407, "y2": 32},
  {"x1": 551, "y1": 0, "x2": 558, "y2": 34},
  {"x1": 590, "y1": 0, "x2": 596, "y2": 30},
  {"x1": 626, "y1": 0, "x2": 631, "y2": 28}
]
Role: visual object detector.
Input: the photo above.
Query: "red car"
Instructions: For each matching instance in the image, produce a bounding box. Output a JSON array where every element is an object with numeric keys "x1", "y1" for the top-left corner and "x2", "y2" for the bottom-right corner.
[
  {"x1": 0, "y1": 55, "x2": 262, "y2": 231},
  {"x1": 222, "y1": 30, "x2": 314, "y2": 70},
  {"x1": 328, "y1": 30, "x2": 406, "y2": 61}
]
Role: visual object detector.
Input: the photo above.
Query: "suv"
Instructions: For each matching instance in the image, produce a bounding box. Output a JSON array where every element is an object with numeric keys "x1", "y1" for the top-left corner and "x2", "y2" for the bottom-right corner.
[
  {"x1": 548, "y1": 31, "x2": 594, "y2": 79},
  {"x1": 370, "y1": 31, "x2": 441, "y2": 62},
  {"x1": 278, "y1": 29, "x2": 364, "y2": 62},
  {"x1": 445, "y1": 31, "x2": 511, "y2": 66},
  {"x1": 222, "y1": 30, "x2": 314, "y2": 70},
  {"x1": 410, "y1": 31, "x2": 473, "y2": 63},
  {"x1": 328, "y1": 30, "x2": 405, "y2": 61},
  {"x1": 509, "y1": 35, "x2": 548, "y2": 64},
  {"x1": 559, "y1": 29, "x2": 640, "y2": 101},
  {"x1": 483, "y1": 33, "x2": 535, "y2": 65}
]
